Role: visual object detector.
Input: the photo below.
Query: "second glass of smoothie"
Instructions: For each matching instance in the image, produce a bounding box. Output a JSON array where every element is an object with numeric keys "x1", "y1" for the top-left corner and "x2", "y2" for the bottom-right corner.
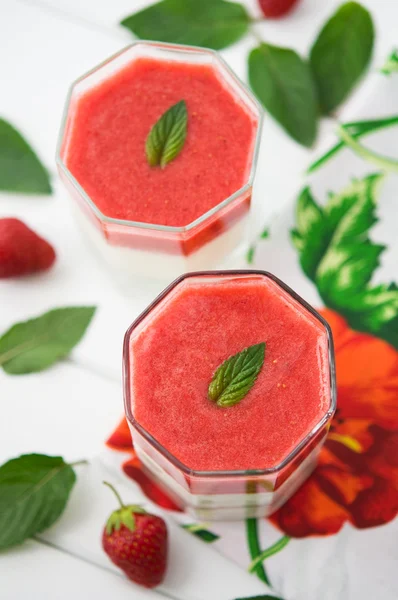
[
  {"x1": 57, "y1": 42, "x2": 262, "y2": 283},
  {"x1": 123, "y1": 271, "x2": 336, "y2": 520}
]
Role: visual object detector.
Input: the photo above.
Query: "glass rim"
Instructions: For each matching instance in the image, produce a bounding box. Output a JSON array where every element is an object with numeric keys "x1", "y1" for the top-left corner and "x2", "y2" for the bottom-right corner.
[
  {"x1": 123, "y1": 270, "x2": 337, "y2": 479},
  {"x1": 55, "y1": 40, "x2": 263, "y2": 234}
]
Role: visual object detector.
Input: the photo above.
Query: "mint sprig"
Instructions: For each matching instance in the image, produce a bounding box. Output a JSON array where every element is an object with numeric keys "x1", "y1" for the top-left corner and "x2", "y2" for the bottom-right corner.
[
  {"x1": 0, "y1": 454, "x2": 84, "y2": 550},
  {"x1": 146, "y1": 100, "x2": 188, "y2": 168},
  {"x1": 208, "y1": 343, "x2": 266, "y2": 408},
  {"x1": 0, "y1": 306, "x2": 96, "y2": 374}
]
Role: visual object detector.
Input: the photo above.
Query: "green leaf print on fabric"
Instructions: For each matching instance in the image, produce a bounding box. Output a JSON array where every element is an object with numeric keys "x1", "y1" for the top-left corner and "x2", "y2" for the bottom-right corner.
[
  {"x1": 381, "y1": 49, "x2": 398, "y2": 75},
  {"x1": 246, "y1": 245, "x2": 256, "y2": 265},
  {"x1": 308, "y1": 115, "x2": 398, "y2": 174},
  {"x1": 292, "y1": 173, "x2": 398, "y2": 348},
  {"x1": 181, "y1": 523, "x2": 219, "y2": 543}
]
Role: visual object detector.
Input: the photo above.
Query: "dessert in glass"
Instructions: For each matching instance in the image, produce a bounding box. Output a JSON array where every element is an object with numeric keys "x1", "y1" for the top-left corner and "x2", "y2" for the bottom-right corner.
[
  {"x1": 56, "y1": 42, "x2": 262, "y2": 282},
  {"x1": 123, "y1": 270, "x2": 336, "y2": 520}
]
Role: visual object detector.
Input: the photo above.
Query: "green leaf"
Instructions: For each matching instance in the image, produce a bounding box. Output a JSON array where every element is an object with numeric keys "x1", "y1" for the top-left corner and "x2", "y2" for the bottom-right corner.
[
  {"x1": 121, "y1": 0, "x2": 250, "y2": 51},
  {"x1": 292, "y1": 174, "x2": 398, "y2": 348},
  {"x1": 146, "y1": 100, "x2": 188, "y2": 168},
  {"x1": 0, "y1": 119, "x2": 51, "y2": 194},
  {"x1": 260, "y1": 228, "x2": 270, "y2": 239},
  {"x1": 381, "y1": 49, "x2": 398, "y2": 75},
  {"x1": 0, "y1": 454, "x2": 76, "y2": 550},
  {"x1": 0, "y1": 306, "x2": 96, "y2": 374},
  {"x1": 181, "y1": 524, "x2": 219, "y2": 543},
  {"x1": 248, "y1": 43, "x2": 318, "y2": 147},
  {"x1": 310, "y1": 2, "x2": 374, "y2": 114},
  {"x1": 208, "y1": 343, "x2": 265, "y2": 408}
]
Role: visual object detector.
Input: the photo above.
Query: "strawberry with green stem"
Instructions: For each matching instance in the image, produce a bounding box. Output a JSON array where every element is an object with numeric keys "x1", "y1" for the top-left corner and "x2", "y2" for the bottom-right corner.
[{"x1": 102, "y1": 481, "x2": 168, "y2": 588}]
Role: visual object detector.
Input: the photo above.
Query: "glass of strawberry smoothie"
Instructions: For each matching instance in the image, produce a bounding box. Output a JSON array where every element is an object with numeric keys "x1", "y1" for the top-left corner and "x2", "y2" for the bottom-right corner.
[
  {"x1": 123, "y1": 270, "x2": 336, "y2": 520},
  {"x1": 56, "y1": 42, "x2": 262, "y2": 283}
]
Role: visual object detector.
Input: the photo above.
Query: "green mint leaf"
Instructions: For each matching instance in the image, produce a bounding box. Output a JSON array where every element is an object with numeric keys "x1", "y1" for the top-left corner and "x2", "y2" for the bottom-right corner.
[
  {"x1": 292, "y1": 174, "x2": 398, "y2": 348},
  {"x1": 0, "y1": 118, "x2": 51, "y2": 195},
  {"x1": 0, "y1": 306, "x2": 96, "y2": 374},
  {"x1": 310, "y1": 2, "x2": 374, "y2": 115},
  {"x1": 248, "y1": 43, "x2": 318, "y2": 147},
  {"x1": 381, "y1": 49, "x2": 398, "y2": 75},
  {"x1": 0, "y1": 454, "x2": 76, "y2": 550},
  {"x1": 181, "y1": 524, "x2": 219, "y2": 543},
  {"x1": 146, "y1": 100, "x2": 187, "y2": 168},
  {"x1": 121, "y1": 0, "x2": 250, "y2": 51},
  {"x1": 208, "y1": 343, "x2": 265, "y2": 408},
  {"x1": 260, "y1": 228, "x2": 270, "y2": 239}
]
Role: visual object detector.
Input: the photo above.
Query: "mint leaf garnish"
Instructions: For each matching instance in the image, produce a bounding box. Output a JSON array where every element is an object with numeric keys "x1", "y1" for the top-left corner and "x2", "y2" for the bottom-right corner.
[
  {"x1": 292, "y1": 174, "x2": 398, "y2": 349},
  {"x1": 0, "y1": 306, "x2": 96, "y2": 374},
  {"x1": 120, "y1": 0, "x2": 250, "y2": 51},
  {"x1": 0, "y1": 454, "x2": 79, "y2": 550},
  {"x1": 208, "y1": 343, "x2": 266, "y2": 408},
  {"x1": 248, "y1": 43, "x2": 318, "y2": 147},
  {"x1": 0, "y1": 118, "x2": 51, "y2": 194},
  {"x1": 146, "y1": 100, "x2": 187, "y2": 168},
  {"x1": 310, "y1": 2, "x2": 374, "y2": 114}
]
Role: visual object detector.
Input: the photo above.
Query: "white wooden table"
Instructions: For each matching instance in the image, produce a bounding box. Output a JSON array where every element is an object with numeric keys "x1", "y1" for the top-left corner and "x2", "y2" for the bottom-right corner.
[{"x1": 1, "y1": 0, "x2": 396, "y2": 597}]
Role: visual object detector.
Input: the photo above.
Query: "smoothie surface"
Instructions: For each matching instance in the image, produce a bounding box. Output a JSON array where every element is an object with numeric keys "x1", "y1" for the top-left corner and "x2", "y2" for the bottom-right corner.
[
  {"x1": 130, "y1": 274, "x2": 331, "y2": 471},
  {"x1": 65, "y1": 57, "x2": 256, "y2": 227}
]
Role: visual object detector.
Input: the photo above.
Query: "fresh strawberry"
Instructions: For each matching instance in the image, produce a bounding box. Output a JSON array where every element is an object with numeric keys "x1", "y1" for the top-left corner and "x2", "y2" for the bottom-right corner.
[
  {"x1": 0, "y1": 218, "x2": 56, "y2": 278},
  {"x1": 102, "y1": 481, "x2": 168, "y2": 588},
  {"x1": 258, "y1": 0, "x2": 300, "y2": 18}
]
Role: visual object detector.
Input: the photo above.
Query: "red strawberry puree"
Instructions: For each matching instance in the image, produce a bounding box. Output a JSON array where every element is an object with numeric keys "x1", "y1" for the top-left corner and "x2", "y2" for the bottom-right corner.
[
  {"x1": 64, "y1": 57, "x2": 256, "y2": 227},
  {"x1": 130, "y1": 274, "x2": 331, "y2": 471}
]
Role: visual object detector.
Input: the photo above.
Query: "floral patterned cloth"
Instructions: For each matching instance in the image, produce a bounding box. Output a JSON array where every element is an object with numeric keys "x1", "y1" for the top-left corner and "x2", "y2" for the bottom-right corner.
[{"x1": 106, "y1": 67, "x2": 398, "y2": 600}]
